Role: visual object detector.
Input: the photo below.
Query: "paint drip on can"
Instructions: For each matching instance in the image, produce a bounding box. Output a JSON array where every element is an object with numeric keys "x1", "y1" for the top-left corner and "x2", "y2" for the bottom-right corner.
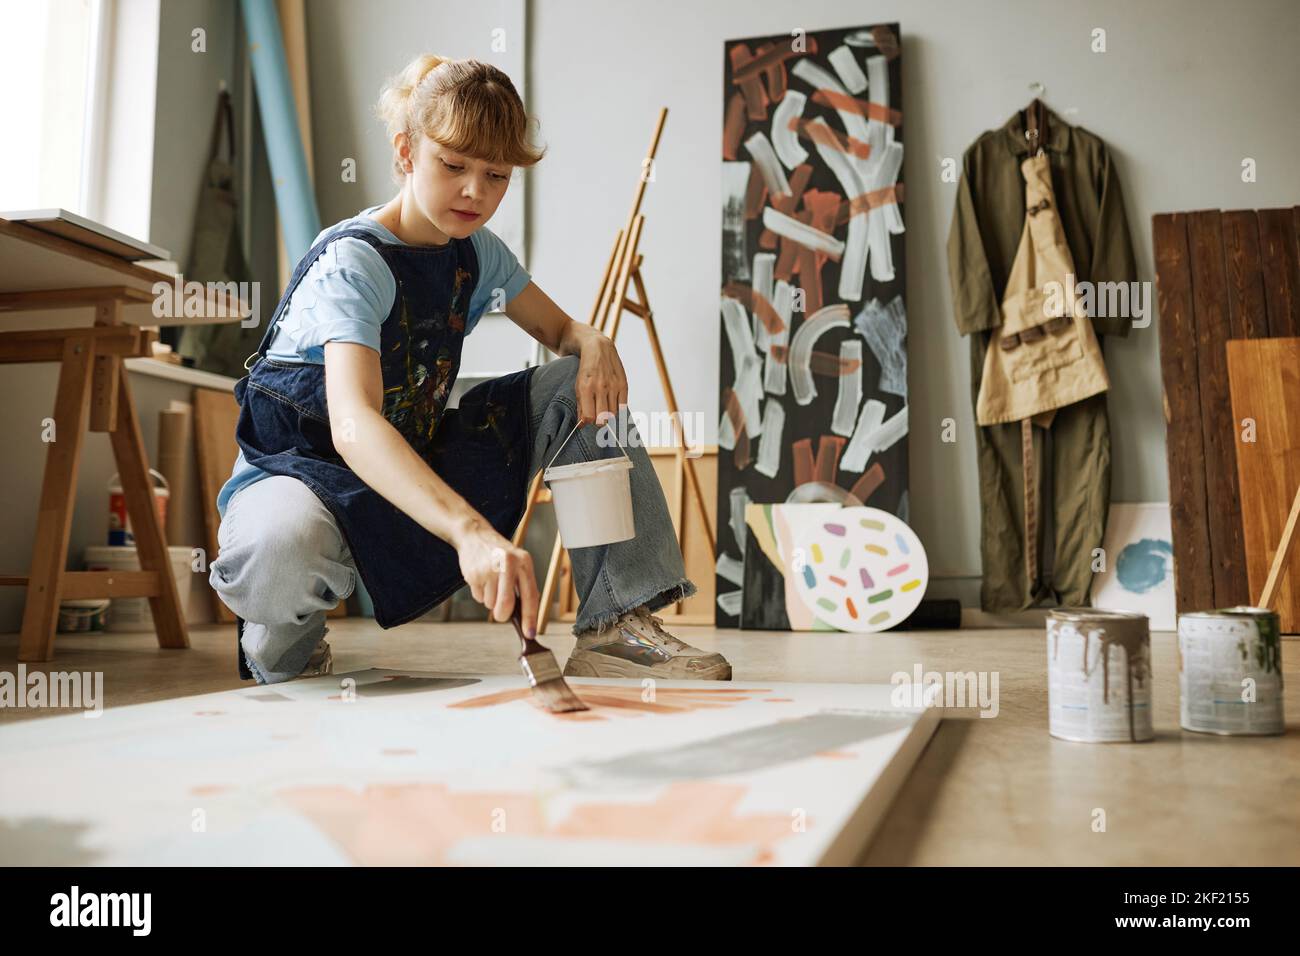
[
  {"x1": 1047, "y1": 609, "x2": 1152, "y2": 743},
  {"x1": 1178, "y1": 606, "x2": 1284, "y2": 736}
]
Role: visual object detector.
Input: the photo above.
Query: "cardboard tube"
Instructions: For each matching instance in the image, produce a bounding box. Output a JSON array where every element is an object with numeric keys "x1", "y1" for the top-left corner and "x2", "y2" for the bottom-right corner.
[{"x1": 158, "y1": 402, "x2": 194, "y2": 545}]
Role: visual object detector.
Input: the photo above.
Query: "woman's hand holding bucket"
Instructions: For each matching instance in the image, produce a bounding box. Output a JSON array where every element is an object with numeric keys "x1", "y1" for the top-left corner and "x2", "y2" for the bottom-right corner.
[
  {"x1": 574, "y1": 329, "x2": 629, "y2": 426},
  {"x1": 455, "y1": 519, "x2": 540, "y2": 637}
]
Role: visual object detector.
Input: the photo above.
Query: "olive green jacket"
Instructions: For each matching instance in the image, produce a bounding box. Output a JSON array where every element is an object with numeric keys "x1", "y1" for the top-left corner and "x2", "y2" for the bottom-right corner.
[{"x1": 948, "y1": 108, "x2": 1139, "y2": 339}]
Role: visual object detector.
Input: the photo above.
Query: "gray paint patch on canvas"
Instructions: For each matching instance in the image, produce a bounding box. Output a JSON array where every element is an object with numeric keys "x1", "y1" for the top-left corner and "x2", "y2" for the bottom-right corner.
[
  {"x1": 357, "y1": 677, "x2": 481, "y2": 697},
  {"x1": 0, "y1": 817, "x2": 102, "y2": 865},
  {"x1": 559, "y1": 709, "x2": 918, "y2": 787},
  {"x1": 854, "y1": 296, "x2": 908, "y2": 397}
]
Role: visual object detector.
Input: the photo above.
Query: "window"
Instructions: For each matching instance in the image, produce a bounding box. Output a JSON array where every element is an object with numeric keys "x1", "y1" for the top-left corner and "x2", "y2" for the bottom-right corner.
[{"x1": 0, "y1": 0, "x2": 106, "y2": 215}]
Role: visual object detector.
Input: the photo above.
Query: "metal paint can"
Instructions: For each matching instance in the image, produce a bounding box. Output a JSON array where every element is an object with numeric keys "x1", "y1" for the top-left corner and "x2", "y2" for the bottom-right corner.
[
  {"x1": 1178, "y1": 607, "x2": 1284, "y2": 736},
  {"x1": 1047, "y1": 609, "x2": 1153, "y2": 743}
]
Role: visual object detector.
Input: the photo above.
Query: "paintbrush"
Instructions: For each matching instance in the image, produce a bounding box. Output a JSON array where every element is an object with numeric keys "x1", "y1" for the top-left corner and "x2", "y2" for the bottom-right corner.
[{"x1": 511, "y1": 600, "x2": 589, "y2": 713}]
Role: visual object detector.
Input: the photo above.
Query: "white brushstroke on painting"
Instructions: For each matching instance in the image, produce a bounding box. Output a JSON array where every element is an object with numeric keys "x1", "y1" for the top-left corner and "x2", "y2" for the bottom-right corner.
[
  {"x1": 803, "y1": 116, "x2": 869, "y2": 302},
  {"x1": 743, "y1": 131, "x2": 792, "y2": 199},
  {"x1": 791, "y1": 53, "x2": 904, "y2": 293},
  {"x1": 718, "y1": 407, "x2": 735, "y2": 450},
  {"x1": 761, "y1": 206, "x2": 845, "y2": 258},
  {"x1": 867, "y1": 54, "x2": 904, "y2": 235},
  {"x1": 721, "y1": 161, "x2": 752, "y2": 283},
  {"x1": 721, "y1": 296, "x2": 764, "y2": 442},
  {"x1": 716, "y1": 552, "x2": 745, "y2": 587},
  {"x1": 829, "y1": 44, "x2": 868, "y2": 94},
  {"x1": 771, "y1": 89, "x2": 809, "y2": 170},
  {"x1": 843, "y1": 404, "x2": 908, "y2": 472},
  {"x1": 840, "y1": 398, "x2": 886, "y2": 473},
  {"x1": 788, "y1": 303, "x2": 851, "y2": 406},
  {"x1": 729, "y1": 485, "x2": 753, "y2": 552},
  {"x1": 765, "y1": 280, "x2": 792, "y2": 396},
  {"x1": 854, "y1": 295, "x2": 908, "y2": 397},
  {"x1": 752, "y1": 253, "x2": 775, "y2": 351},
  {"x1": 832, "y1": 340, "x2": 864, "y2": 437},
  {"x1": 716, "y1": 589, "x2": 743, "y2": 616},
  {"x1": 871, "y1": 406, "x2": 908, "y2": 453},
  {"x1": 754, "y1": 398, "x2": 785, "y2": 478}
]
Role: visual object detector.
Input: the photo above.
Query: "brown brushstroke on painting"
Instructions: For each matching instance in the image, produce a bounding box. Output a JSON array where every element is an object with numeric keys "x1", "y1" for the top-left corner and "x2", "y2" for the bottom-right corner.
[
  {"x1": 870, "y1": 25, "x2": 900, "y2": 60},
  {"x1": 815, "y1": 750, "x2": 857, "y2": 760},
  {"x1": 813, "y1": 435, "x2": 847, "y2": 484},
  {"x1": 383, "y1": 748, "x2": 417, "y2": 756},
  {"x1": 721, "y1": 282, "x2": 786, "y2": 336},
  {"x1": 448, "y1": 684, "x2": 771, "y2": 722},
  {"x1": 728, "y1": 44, "x2": 769, "y2": 121},
  {"x1": 763, "y1": 698, "x2": 794, "y2": 702},
  {"x1": 791, "y1": 438, "x2": 814, "y2": 486},
  {"x1": 754, "y1": 42, "x2": 786, "y2": 101},
  {"x1": 743, "y1": 163, "x2": 768, "y2": 220},
  {"x1": 730, "y1": 37, "x2": 815, "y2": 84},
  {"x1": 810, "y1": 88, "x2": 903, "y2": 126},
  {"x1": 722, "y1": 91, "x2": 747, "y2": 160},
  {"x1": 808, "y1": 351, "x2": 862, "y2": 376},
  {"x1": 849, "y1": 462, "x2": 886, "y2": 505},
  {"x1": 278, "y1": 780, "x2": 801, "y2": 866},
  {"x1": 721, "y1": 388, "x2": 752, "y2": 470}
]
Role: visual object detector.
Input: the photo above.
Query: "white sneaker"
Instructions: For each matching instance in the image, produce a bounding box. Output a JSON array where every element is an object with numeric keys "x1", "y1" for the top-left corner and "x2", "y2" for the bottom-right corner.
[{"x1": 563, "y1": 606, "x2": 732, "y2": 680}]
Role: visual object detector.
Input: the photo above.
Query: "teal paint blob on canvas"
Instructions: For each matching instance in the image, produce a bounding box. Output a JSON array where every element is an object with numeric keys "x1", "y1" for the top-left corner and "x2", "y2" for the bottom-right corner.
[{"x1": 1116, "y1": 538, "x2": 1174, "y2": 594}]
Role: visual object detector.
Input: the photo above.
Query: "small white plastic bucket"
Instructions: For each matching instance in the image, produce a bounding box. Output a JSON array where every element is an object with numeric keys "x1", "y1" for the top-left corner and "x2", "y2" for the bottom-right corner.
[{"x1": 543, "y1": 420, "x2": 635, "y2": 549}]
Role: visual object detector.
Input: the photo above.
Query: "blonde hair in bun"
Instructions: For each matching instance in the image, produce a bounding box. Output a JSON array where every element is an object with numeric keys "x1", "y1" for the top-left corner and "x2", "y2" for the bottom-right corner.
[{"x1": 375, "y1": 54, "x2": 545, "y2": 180}]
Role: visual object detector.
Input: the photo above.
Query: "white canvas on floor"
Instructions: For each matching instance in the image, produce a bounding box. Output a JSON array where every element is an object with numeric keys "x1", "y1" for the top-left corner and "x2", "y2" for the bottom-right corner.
[{"x1": 0, "y1": 670, "x2": 939, "y2": 866}]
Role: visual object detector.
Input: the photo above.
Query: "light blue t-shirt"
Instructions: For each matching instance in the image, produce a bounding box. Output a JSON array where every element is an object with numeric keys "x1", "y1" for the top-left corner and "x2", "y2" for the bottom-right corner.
[{"x1": 216, "y1": 206, "x2": 531, "y2": 516}]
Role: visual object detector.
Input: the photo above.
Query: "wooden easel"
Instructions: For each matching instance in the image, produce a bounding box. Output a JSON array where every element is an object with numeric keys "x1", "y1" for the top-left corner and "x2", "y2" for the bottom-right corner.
[{"x1": 512, "y1": 108, "x2": 715, "y2": 634}]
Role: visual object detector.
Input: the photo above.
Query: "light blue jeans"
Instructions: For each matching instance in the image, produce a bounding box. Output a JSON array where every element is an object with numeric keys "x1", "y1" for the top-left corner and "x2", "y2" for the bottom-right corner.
[{"x1": 209, "y1": 355, "x2": 697, "y2": 683}]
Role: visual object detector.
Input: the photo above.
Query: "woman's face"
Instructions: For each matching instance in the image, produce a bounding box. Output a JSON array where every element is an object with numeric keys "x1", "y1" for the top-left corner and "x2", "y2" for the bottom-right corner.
[{"x1": 398, "y1": 134, "x2": 512, "y2": 242}]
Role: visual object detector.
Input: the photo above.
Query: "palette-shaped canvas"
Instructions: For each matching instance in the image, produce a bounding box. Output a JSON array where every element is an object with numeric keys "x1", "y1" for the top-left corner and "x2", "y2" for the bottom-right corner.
[
  {"x1": 0, "y1": 670, "x2": 938, "y2": 867},
  {"x1": 743, "y1": 502, "x2": 928, "y2": 632},
  {"x1": 716, "y1": 23, "x2": 908, "y2": 625}
]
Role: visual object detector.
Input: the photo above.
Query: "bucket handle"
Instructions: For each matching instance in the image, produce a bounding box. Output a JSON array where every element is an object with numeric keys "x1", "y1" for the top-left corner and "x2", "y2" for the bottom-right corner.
[{"x1": 545, "y1": 416, "x2": 632, "y2": 474}]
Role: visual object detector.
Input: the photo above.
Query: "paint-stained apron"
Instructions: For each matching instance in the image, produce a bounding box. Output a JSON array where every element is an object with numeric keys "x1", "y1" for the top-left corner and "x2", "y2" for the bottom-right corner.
[
  {"x1": 975, "y1": 151, "x2": 1109, "y2": 586},
  {"x1": 232, "y1": 226, "x2": 536, "y2": 628}
]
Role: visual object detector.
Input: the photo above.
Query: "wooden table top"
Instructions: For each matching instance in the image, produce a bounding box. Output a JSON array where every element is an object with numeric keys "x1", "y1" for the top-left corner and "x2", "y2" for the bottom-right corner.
[{"x1": 0, "y1": 217, "x2": 248, "y2": 331}]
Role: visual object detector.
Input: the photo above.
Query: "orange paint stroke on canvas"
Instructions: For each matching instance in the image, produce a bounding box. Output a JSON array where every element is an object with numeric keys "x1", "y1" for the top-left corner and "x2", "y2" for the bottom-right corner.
[
  {"x1": 788, "y1": 116, "x2": 872, "y2": 161},
  {"x1": 449, "y1": 684, "x2": 771, "y2": 721},
  {"x1": 808, "y1": 88, "x2": 903, "y2": 126},
  {"x1": 278, "y1": 780, "x2": 803, "y2": 866}
]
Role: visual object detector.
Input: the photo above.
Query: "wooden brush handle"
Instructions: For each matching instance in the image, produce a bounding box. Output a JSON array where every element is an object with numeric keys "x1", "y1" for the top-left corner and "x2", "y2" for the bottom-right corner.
[{"x1": 510, "y1": 597, "x2": 545, "y2": 655}]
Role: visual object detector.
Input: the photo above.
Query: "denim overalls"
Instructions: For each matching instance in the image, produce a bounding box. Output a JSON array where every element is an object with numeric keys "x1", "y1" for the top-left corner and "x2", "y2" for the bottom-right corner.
[{"x1": 232, "y1": 227, "x2": 536, "y2": 631}]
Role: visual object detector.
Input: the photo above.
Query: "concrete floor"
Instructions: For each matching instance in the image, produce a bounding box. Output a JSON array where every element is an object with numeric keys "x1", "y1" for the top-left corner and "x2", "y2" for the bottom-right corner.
[{"x1": 2, "y1": 618, "x2": 1297, "y2": 866}]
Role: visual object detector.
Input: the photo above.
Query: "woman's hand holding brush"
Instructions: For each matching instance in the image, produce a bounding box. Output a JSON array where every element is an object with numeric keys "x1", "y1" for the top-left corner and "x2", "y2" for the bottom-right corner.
[{"x1": 454, "y1": 517, "x2": 540, "y2": 637}]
